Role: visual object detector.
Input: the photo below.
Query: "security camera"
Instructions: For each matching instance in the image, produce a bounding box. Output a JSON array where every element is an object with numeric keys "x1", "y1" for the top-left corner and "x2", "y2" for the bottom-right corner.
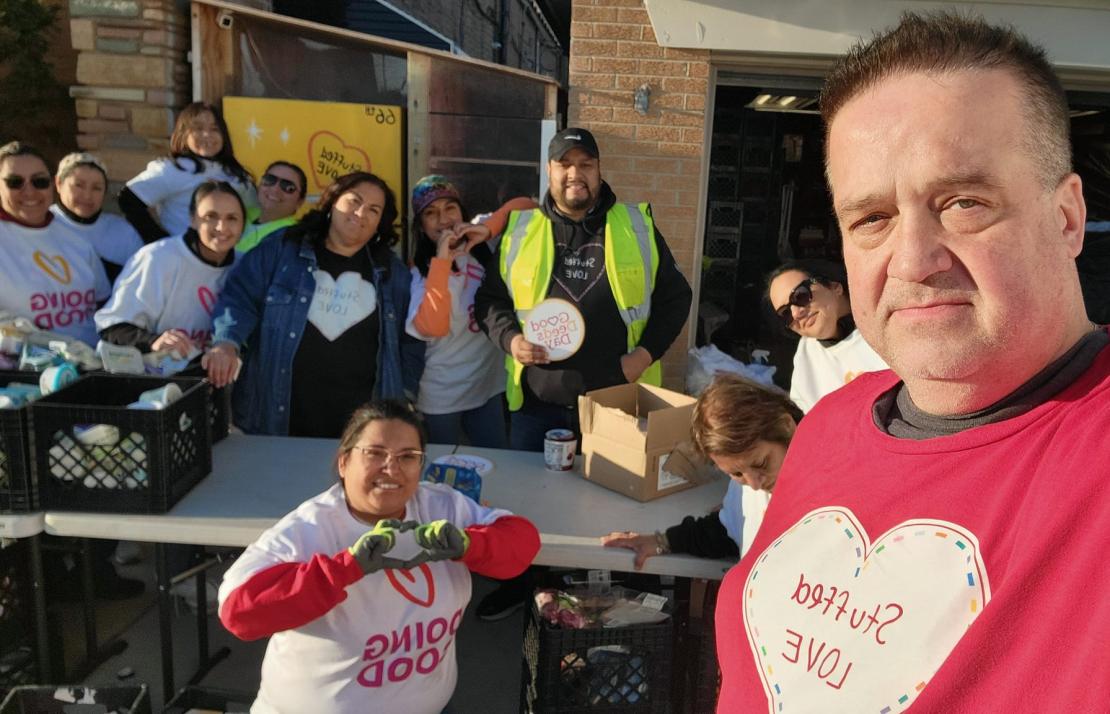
[{"x1": 217, "y1": 11, "x2": 233, "y2": 29}]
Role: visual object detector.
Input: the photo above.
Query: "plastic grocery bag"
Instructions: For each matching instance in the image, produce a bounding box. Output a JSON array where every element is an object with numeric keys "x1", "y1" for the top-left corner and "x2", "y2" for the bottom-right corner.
[{"x1": 686, "y1": 344, "x2": 777, "y2": 395}]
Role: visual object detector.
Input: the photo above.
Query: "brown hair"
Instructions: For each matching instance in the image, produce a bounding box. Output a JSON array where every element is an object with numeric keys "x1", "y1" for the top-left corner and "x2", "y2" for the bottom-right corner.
[
  {"x1": 820, "y1": 10, "x2": 1071, "y2": 187},
  {"x1": 692, "y1": 375, "x2": 803, "y2": 457},
  {"x1": 169, "y1": 102, "x2": 252, "y2": 185},
  {"x1": 0, "y1": 141, "x2": 49, "y2": 172},
  {"x1": 294, "y1": 171, "x2": 400, "y2": 252},
  {"x1": 334, "y1": 400, "x2": 426, "y2": 472},
  {"x1": 188, "y1": 179, "x2": 246, "y2": 219}
]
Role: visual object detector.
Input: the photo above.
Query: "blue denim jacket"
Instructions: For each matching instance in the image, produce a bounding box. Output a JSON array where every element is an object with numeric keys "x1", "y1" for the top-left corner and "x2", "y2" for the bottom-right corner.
[{"x1": 212, "y1": 229, "x2": 424, "y2": 434}]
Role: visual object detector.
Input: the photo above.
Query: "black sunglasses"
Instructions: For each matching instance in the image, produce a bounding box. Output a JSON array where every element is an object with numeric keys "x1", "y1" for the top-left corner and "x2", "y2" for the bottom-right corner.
[
  {"x1": 774, "y1": 277, "x2": 820, "y2": 326},
  {"x1": 260, "y1": 173, "x2": 299, "y2": 195},
  {"x1": 3, "y1": 175, "x2": 51, "y2": 191}
]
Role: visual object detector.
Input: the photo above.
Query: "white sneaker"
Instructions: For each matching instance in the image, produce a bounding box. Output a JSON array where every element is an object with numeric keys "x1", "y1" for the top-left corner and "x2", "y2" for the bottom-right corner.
[
  {"x1": 170, "y1": 578, "x2": 219, "y2": 615},
  {"x1": 112, "y1": 540, "x2": 143, "y2": 566}
]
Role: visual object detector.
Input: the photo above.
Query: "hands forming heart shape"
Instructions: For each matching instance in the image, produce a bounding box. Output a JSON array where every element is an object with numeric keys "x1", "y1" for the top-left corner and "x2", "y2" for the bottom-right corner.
[
  {"x1": 437, "y1": 222, "x2": 492, "y2": 259},
  {"x1": 371, "y1": 519, "x2": 469, "y2": 570}
]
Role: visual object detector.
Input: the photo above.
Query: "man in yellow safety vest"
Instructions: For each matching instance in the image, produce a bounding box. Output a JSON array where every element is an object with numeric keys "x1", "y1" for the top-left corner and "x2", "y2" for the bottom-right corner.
[{"x1": 475, "y1": 128, "x2": 692, "y2": 452}]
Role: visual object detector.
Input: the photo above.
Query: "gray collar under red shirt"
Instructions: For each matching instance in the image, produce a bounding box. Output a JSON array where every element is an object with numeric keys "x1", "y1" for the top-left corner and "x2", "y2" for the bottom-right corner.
[{"x1": 873, "y1": 327, "x2": 1110, "y2": 440}]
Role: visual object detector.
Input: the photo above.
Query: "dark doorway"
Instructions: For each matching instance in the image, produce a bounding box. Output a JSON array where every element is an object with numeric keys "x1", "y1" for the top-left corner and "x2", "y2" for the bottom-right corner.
[{"x1": 699, "y1": 84, "x2": 834, "y2": 387}]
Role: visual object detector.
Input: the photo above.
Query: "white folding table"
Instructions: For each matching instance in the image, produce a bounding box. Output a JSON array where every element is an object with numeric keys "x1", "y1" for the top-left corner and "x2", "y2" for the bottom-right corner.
[{"x1": 44, "y1": 434, "x2": 735, "y2": 701}]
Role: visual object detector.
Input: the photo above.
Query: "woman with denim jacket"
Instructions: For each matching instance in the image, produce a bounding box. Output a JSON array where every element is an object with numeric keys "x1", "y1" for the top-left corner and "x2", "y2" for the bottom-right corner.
[{"x1": 204, "y1": 172, "x2": 424, "y2": 437}]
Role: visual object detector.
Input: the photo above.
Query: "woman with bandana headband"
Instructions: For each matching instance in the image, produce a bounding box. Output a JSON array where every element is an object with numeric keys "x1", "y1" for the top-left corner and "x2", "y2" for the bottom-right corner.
[
  {"x1": 51, "y1": 152, "x2": 143, "y2": 284},
  {"x1": 406, "y1": 175, "x2": 533, "y2": 447}
]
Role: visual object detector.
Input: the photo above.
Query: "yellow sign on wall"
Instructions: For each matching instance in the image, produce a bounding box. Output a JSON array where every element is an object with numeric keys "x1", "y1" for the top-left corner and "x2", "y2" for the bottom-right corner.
[{"x1": 223, "y1": 96, "x2": 403, "y2": 209}]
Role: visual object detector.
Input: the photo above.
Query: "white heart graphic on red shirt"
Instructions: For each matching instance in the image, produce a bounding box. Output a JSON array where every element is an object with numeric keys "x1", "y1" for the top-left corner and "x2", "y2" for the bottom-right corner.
[
  {"x1": 743, "y1": 507, "x2": 990, "y2": 713},
  {"x1": 386, "y1": 563, "x2": 436, "y2": 608},
  {"x1": 307, "y1": 270, "x2": 377, "y2": 341},
  {"x1": 197, "y1": 286, "x2": 217, "y2": 316}
]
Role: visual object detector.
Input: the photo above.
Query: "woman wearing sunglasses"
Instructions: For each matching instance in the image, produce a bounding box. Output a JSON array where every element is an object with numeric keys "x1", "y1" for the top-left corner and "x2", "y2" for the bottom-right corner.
[
  {"x1": 0, "y1": 141, "x2": 110, "y2": 347},
  {"x1": 120, "y1": 102, "x2": 256, "y2": 243},
  {"x1": 95, "y1": 180, "x2": 245, "y2": 359},
  {"x1": 767, "y1": 259, "x2": 887, "y2": 413},
  {"x1": 50, "y1": 152, "x2": 143, "y2": 284},
  {"x1": 218, "y1": 400, "x2": 539, "y2": 714},
  {"x1": 237, "y1": 161, "x2": 307, "y2": 253}
]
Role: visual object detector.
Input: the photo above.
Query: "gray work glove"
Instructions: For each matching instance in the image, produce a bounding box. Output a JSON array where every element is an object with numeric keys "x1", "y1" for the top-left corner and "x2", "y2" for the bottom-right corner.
[
  {"x1": 412, "y1": 520, "x2": 470, "y2": 562},
  {"x1": 349, "y1": 519, "x2": 421, "y2": 575}
]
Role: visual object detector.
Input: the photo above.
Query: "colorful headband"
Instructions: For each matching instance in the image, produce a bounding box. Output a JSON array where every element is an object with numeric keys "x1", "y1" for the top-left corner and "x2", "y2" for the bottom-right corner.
[{"x1": 411, "y1": 175, "x2": 461, "y2": 216}]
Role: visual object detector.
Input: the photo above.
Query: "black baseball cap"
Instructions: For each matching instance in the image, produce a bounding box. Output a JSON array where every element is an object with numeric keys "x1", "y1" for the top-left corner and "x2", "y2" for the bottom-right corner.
[{"x1": 548, "y1": 128, "x2": 599, "y2": 162}]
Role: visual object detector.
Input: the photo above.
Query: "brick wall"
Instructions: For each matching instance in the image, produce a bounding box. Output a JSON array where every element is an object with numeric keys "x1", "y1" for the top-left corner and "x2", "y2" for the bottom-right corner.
[
  {"x1": 66, "y1": 0, "x2": 268, "y2": 191},
  {"x1": 68, "y1": 0, "x2": 191, "y2": 189},
  {"x1": 568, "y1": 0, "x2": 709, "y2": 390},
  {"x1": 392, "y1": 0, "x2": 561, "y2": 76}
]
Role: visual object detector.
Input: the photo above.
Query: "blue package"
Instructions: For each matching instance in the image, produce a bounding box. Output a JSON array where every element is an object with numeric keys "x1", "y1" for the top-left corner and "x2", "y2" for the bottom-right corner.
[{"x1": 422, "y1": 463, "x2": 482, "y2": 503}]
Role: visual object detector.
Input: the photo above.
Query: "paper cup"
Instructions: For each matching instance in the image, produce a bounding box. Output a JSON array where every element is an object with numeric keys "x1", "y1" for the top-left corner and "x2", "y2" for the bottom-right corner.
[
  {"x1": 543, "y1": 429, "x2": 577, "y2": 471},
  {"x1": 136, "y1": 383, "x2": 183, "y2": 409}
]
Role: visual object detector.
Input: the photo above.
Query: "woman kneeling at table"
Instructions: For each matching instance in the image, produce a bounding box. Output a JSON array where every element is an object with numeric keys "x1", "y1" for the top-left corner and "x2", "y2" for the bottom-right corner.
[
  {"x1": 218, "y1": 400, "x2": 540, "y2": 714},
  {"x1": 602, "y1": 375, "x2": 802, "y2": 568}
]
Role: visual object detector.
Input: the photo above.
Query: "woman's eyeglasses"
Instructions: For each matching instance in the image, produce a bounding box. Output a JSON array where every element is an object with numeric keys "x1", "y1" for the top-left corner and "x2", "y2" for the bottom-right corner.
[
  {"x1": 774, "y1": 278, "x2": 819, "y2": 326},
  {"x1": 350, "y1": 445, "x2": 426, "y2": 471},
  {"x1": 2, "y1": 175, "x2": 51, "y2": 191},
  {"x1": 260, "y1": 173, "x2": 299, "y2": 195}
]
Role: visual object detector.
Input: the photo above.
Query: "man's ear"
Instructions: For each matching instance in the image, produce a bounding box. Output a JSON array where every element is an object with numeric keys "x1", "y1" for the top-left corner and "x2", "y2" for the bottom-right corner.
[{"x1": 1055, "y1": 172, "x2": 1086, "y2": 260}]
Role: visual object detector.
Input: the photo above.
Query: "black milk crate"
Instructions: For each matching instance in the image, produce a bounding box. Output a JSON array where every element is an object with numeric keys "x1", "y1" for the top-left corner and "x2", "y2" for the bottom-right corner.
[
  {"x1": 0, "y1": 371, "x2": 40, "y2": 513},
  {"x1": 521, "y1": 604, "x2": 673, "y2": 714},
  {"x1": 31, "y1": 374, "x2": 212, "y2": 514},
  {"x1": 0, "y1": 541, "x2": 30, "y2": 658},
  {"x1": 687, "y1": 581, "x2": 720, "y2": 714},
  {"x1": 0, "y1": 684, "x2": 150, "y2": 713},
  {"x1": 163, "y1": 685, "x2": 253, "y2": 712},
  {"x1": 179, "y1": 365, "x2": 230, "y2": 442}
]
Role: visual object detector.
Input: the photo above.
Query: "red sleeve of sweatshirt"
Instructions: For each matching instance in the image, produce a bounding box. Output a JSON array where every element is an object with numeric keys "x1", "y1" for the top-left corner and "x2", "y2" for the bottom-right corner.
[
  {"x1": 219, "y1": 550, "x2": 364, "y2": 641},
  {"x1": 461, "y1": 514, "x2": 541, "y2": 579}
]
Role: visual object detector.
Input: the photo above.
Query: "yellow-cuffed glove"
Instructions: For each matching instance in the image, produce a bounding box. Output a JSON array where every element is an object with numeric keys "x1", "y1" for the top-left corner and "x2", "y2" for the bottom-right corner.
[
  {"x1": 413, "y1": 520, "x2": 470, "y2": 562},
  {"x1": 349, "y1": 519, "x2": 410, "y2": 575}
]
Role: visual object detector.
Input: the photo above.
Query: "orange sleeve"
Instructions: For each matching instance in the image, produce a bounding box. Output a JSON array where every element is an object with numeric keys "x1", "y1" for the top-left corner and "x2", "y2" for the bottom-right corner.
[
  {"x1": 482, "y1": 197, "x2": 540, "y2": 238},
  {"x1": 410, "y1": 257, "x2": 453, "y2": 338}
]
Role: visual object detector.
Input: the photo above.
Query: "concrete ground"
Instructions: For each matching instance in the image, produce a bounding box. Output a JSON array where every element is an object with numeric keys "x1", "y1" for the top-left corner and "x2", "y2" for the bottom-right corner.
[{"x1": 76, "y1": 553, "x2": 522, "y2": 712}]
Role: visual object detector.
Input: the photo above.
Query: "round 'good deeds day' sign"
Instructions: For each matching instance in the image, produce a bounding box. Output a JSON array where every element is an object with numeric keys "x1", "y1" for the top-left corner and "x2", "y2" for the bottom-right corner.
[{"x1": 523, "y1": 298, "x2": 585, "y2": 361}]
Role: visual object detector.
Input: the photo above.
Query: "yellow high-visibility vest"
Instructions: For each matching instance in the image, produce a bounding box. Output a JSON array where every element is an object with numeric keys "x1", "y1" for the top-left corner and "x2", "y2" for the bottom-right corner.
[{"x1": 499, "y1": 203, "x2": 660, "y2": 410}]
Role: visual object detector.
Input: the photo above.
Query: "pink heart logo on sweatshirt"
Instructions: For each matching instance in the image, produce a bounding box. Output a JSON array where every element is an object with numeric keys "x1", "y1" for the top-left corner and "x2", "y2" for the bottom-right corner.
[
  {"x1": 386, "y1": 563, "x2": 436, "y2": 608},
  {"x1": 743, "y1": 507, "x2": 990, "y2": 712},
  {"x1": 197, "y1": 286, "x2": 216, "y2": 316}
]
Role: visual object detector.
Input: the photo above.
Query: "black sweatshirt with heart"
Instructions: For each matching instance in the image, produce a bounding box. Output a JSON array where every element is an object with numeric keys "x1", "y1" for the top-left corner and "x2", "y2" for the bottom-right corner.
[{"x1": 475, "y1": 181, "x2": 692, "y2": 407}]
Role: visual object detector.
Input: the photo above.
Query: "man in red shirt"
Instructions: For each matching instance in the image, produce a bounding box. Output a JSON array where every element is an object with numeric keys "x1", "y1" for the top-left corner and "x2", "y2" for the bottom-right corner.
[{"x1": 715, "y1": 11, "x2": 1110, "y2": 713}]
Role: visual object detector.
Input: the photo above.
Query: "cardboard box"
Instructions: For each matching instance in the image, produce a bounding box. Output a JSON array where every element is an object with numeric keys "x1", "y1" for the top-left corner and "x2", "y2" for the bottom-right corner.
[{"x1": 578, "y1": 383, "x2": 716, "y2": 502}]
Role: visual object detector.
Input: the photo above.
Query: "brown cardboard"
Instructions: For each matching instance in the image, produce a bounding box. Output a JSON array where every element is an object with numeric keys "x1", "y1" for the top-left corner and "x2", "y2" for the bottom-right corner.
[{"x1": 578, "y1": 384, "x2": 718, "y2": 502}]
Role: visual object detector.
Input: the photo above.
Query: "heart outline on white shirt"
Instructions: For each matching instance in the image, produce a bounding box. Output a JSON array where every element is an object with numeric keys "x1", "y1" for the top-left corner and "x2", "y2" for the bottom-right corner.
[
  {"x1": 197, "y1": 285, "x2": 216, "y2": 316},
  {"x1": 34, "y1": 251, "x2": 72, "y2": 284},
  {"x1": 386, "y1": 563, "x2": 436, "y2": 608}
]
